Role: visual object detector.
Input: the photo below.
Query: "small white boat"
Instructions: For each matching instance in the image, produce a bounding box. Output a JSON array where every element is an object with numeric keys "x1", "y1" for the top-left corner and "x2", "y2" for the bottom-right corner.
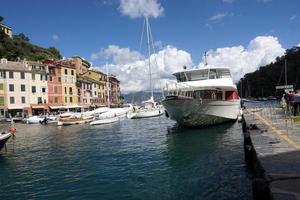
[
  {"x1": 0, "y1": 131, "x2": 12, "y2": 151},
  {"x1": 90, "y1": 116, "x2": 119, "y2": 125},
  {"x1": 24, "y1": 115, "x2": 58, "y2": 124},
  {"x1": 6, "y1": 117, "x2": 23, "y2": 122},
  {"x1": 127, "y1": 97, "x2": 164, "y2": 119}
]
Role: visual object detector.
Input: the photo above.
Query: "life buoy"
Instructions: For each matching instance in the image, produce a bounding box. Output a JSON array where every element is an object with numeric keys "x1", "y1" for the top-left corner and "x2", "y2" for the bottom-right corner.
[{"x1": 8, "y1": 127, "x2": 17, "y2": 134}]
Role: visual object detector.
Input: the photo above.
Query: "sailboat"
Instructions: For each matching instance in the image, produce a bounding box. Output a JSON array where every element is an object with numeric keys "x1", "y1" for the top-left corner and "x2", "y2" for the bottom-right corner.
[{"x1": 127, "y1": 16, "x2": 164, "y2": 119}]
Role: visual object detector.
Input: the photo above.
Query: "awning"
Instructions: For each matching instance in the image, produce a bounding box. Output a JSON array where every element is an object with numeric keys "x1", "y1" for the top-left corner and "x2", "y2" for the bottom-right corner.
[
  {"x1": 31, "y1": 105, "x2": 47, "y2": 109},
  {"x1": 49, "y1": 105, "x2": 83, "y2": 109}
]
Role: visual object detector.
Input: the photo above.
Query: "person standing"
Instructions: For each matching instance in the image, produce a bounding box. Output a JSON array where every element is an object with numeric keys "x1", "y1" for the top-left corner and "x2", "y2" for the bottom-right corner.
[{"x1": 293, "y1": 90, "x2": 300, "y2": 116}]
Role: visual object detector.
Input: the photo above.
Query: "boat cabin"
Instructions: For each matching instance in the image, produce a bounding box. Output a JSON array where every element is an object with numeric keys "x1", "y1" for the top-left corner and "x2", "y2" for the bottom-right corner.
[
  {"x1": 166, "y1": 68, "x2": 239, "y2": 101},
  {"x1": 173, "y1": 68, "x2": 231, "y2": 82}
]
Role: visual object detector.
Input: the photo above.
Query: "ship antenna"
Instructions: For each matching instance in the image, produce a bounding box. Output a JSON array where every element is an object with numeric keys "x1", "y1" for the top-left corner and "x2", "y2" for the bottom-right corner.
[{"x1": 204, "y1": 52, "x2": 208, "y2": 66}]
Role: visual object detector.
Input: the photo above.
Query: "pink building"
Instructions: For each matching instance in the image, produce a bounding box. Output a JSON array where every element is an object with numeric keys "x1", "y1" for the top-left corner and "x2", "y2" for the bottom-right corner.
[{"x1": 45, "y1": 60, "x2": 63, "y2": 110}]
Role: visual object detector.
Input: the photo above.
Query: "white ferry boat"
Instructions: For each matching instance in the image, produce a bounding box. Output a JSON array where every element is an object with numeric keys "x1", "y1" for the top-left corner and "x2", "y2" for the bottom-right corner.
[{"x1": 162, "y1": 67, "x2": 241, "y2": 127}]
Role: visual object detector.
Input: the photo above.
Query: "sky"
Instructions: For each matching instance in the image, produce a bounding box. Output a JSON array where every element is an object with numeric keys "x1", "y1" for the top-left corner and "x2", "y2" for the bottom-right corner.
[{"x1": 1, "y1": 0, "x2": 300, "y2": 93}]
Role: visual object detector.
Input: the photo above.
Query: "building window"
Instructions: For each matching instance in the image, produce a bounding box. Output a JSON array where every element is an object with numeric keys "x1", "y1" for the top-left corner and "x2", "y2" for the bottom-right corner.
[
  {"x1": 10, "y1": 97, "x2": 14, "y2": 104},
  {"x1": 54, "y1": 97, "x2": 58, "y2": 103},
  {"x1": 9, "y1": 71, "x2": 14, "y2": 79},
  {"x1": 71, "y1": 70, "x2": 74, "y2": 75},
  {"x1": 20, "y1": 72, "x2": 25, "y2": 79},
  {"x1": 0, "y1": 83, "x2": 3, "y2": 90},
  {"x1": 70, "y1": 97, "x2": 73, "y2": 103},
  {"x1": 54, "y1": 86, "x2": 58, "y2": 94},
  {"x1": 0, "y1": 71, "x2": 6, "y2": 78},
  {"x1": 69, "y1": 87, "x2": 72, "y2": 94},
  {"x1": 94, "y1": 91, "x2": 97, "y2": 96},
  {"x1": 37, "y1": 97, "x2": 42, "y2": 104},
  {"x1": 49, "y1": 76, "x2": 52, "y2": 82},
  {"x1": 9, "y1": 84, "x2": 14, "y2": 92},
  {"x1": 21, "y1": 96, "x2": 26, "y2": 104},
  {"x1": 64, "y1": 87, "x2": 67, "y2": 94},
  {"x1": 32, "y1": 86, "x2": 36, "y2": 93},
  {"x1": 42, "y1": 87, "x2": 46, "y2": 93},
  {"x1": 21, "y1": 84, "x2": 25, "y2": 92},
  {"x1": 65, "y1": 97, "x2": 67, "y2": 103},
  {"x1": 32, "y1": 73, "x2": 35, "y2": 80},
  {"x1": 64, "y1": 69, "x2": 68, "y2": 75},
  {"x1": 58, "y1": 77, "x2": 61, "y2": 82},
  {"x1": 0, "y1": 96, "x2": 4, "y2": 105}
]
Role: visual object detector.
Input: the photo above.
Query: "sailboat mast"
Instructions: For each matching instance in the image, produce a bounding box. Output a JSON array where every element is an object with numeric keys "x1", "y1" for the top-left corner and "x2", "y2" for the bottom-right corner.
[
  {"x1": 106, "y1": 63, "x2": 110, "y2": 108},
  {"x1": 145, "y1": 16, "x2": 153, "y2": 98}
]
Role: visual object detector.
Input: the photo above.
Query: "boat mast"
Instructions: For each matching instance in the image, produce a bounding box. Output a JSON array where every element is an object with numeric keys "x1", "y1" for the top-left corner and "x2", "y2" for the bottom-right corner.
[
  {"x1": 145, "y1": 16, "x2": 153, "y2": 99},
  {"x1": 106, "y1": 62, "x2": 110, "y2": 108}
]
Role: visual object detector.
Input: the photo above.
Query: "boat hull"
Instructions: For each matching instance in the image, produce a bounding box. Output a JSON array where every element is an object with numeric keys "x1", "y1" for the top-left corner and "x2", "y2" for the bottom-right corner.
[
  {"x1": 90, "y1": 117, "x2": 119, "y2": 125},
  {"x1": 162, "y1": 98, "x2": 240, "y2": 127},
  {"x1": 127, "y1": 107, "x2": 164, "y2": 119},
  {"x1": 0, "y1": 132, "x2": 12, "y2": 151}
]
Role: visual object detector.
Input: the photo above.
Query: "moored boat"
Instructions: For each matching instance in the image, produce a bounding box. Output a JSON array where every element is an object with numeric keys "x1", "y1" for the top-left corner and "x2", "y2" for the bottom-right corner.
[
  {"x1": 90, "y1": 116, "x2": 119, "y2": 125},
  {"x1": 162, "y1": 67, "x2": 241, "y2": 127},
  {"x1": 57, "y1": 115, "x2": 94, "y2": 126}
]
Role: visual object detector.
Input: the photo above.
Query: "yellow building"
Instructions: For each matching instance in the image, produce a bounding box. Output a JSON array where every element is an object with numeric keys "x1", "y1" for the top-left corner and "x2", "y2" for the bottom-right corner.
[
  {"x1": 57, "y1": 60, "x2": 78, "y2": 107},
  {"x1": 79, "y1": 69, "x2": 107, "y2": 107}
]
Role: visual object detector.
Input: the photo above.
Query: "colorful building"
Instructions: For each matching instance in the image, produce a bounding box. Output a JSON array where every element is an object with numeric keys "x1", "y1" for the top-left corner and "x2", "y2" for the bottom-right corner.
[
  {"x1": 0, "y1": 57, "x2": 121, "y2": 118},
  {"x1": 46, "y1": 60, "x2": 63, "y2": 109},
  {"x1": 58, "y1": 60, "x2": 78, "y2": 108},
  {"x1": 109, "y1": 75, "x2": 121, "y2": 106}
]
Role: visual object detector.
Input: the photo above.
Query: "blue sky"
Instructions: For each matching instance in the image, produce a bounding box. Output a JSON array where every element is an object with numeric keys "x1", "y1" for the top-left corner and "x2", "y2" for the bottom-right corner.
[{"x1": 1, "y1": 0, "x2": 300, "y2": 92}]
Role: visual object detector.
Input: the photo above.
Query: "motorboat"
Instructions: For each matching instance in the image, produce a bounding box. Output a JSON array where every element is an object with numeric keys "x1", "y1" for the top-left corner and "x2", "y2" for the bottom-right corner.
[
  {"x1": 90, "y1": 115, "x2": 119, "y2": 125},
  {"x1": 23, "y1": 115, "x2": 57, "y2": 124},
  {"x1": 162, "y1": 67, "x2": 241, "y2": 127},
  {"x1": 0, "y1": 132, "x2": 12, "y2": 151},
  {"x1": 0, "y1": 126, "x2": 16, "y2": 152},
  {"x1": 57, "y1": 115, "x2": 94, "y2": 126},
  {"x1": 127, "y1": 97, "x2": 164, "y2": 119}
]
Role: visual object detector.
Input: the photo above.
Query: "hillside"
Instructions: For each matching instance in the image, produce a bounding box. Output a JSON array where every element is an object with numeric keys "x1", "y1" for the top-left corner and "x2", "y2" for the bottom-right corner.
[
  {"x1": 237, "y1": 46, "x2": 300, "y2": 98},
  {"x1": 0, "y1": 27, "x2": 62, "y2": 61}
]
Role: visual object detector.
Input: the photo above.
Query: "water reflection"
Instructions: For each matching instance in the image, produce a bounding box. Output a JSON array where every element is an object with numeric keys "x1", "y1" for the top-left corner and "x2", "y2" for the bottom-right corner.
[{"x1": 0, "y1": 118, "x2": 251, "y2": 200}]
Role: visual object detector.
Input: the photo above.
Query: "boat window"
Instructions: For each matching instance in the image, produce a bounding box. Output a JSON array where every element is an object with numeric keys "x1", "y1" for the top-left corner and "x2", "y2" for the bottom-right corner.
[
  {"x1": 209, "y1": 69, "x2": 217, "y2": 79},
  {"x1": 190, "y1": 69, "x2": 209, "y2": 81},
  {"x1": 216, "y1": 69, "x2": 231, "y2": 78}
]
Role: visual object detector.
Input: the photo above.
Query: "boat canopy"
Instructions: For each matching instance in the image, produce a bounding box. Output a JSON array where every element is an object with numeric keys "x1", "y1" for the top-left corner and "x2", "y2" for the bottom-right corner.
[{"x1": 173, "y1": 68, "x2": 231, "y2": 82}]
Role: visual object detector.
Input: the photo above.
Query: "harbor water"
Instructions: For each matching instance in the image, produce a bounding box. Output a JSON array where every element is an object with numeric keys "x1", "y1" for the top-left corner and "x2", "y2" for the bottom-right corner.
[{"x1": 0, "y1": 117, "x2": 251, "y2": 199}]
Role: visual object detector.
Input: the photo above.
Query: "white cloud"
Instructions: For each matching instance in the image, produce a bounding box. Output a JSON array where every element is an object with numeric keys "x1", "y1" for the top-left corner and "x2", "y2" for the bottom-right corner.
[
  {"x1": 290, "y1": 15, "x2": 297, "y2": 21},
  {"x1": 52, "y1": 34, "x2": 60, "y2": 41},
  {"x1": 93, "y1": 45, "x2": 192, "y2": 93},
  {"x1": 198, "y1": 36, "x2": 285, "y2": 82},
  {"x1": 297, "y1": 43, "x2": 300, "y2": 47},
  {"x1": 91, "y1": 45, "x2": 143, "y2": 65},
  {"x1": 209, "y1": 12, "x2": 234, "y2": 21},
  {"x1": 119, "y1": 0, "x2": 164, "y2": 18}
]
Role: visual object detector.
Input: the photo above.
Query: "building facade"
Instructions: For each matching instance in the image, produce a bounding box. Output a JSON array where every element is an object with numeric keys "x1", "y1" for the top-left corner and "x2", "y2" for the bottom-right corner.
[
  {"x1": 0, "y1": 57, "x2": 121, "y2": 117},
  {"x1": 0, "y1": 23, "x2": 13, "y2": 38}
]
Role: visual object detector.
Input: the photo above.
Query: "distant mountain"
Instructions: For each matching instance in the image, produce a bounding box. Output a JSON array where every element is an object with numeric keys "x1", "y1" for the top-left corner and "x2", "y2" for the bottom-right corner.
[
  {"x1": 237, "y1": 46, "x2": 300, "y2": 98},
  {"x1": 123, "y1": 91, "x2": 164, "y2": 105},
  {"x1": 0, "y1": 29, "x2": 62, "y2": 61}
]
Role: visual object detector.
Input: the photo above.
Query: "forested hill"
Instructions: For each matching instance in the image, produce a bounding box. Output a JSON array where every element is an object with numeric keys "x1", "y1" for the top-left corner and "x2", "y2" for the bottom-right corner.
[
  {"x1": 237, "y1": 46, "x2": 300, "y2": 98},
  {"x1": 0, "y1": 22, "x2": 62, "y2": 61}
]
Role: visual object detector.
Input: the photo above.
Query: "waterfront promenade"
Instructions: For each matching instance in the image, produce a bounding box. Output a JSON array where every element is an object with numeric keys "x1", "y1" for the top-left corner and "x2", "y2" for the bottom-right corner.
[{"x1": 243, "y1": 104, "x2": 300, "y2": 200}]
